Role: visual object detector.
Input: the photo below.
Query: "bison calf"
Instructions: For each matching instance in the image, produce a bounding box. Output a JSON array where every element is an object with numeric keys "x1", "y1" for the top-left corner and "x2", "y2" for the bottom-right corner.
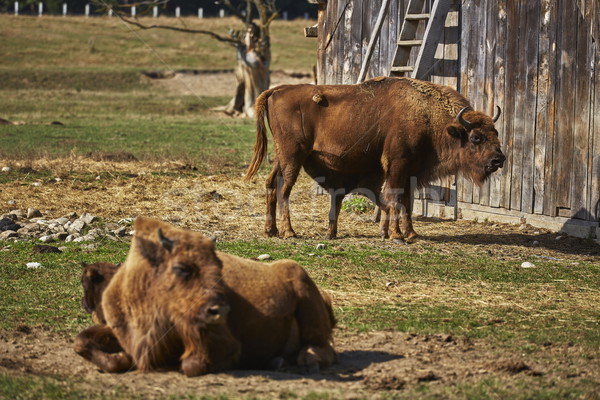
[{"x1": 74, "y1": 217, "x2": 336, "y2": 376}]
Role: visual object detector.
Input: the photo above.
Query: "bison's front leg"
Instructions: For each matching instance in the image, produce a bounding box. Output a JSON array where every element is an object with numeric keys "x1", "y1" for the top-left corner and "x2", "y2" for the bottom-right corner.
[
  {"x1": 74, "y1": 325, "x2": 133, "y2": 373},
  {"x1": 399, "y1": 186, "x2": 418, "y2": 242},
  {"x1": 327, "y1": 189, "x2": 345, "y2": 239}
]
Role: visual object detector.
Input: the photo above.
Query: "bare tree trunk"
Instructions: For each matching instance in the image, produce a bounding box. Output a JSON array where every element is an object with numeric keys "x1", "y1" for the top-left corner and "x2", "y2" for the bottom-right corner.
[{"x1": 223, "y1": 27, "x2": 270, "y2": 118}]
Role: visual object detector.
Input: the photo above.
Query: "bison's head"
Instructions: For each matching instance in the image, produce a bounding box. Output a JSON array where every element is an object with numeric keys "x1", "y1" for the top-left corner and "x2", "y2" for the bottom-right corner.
[
  {"x1": 81, "y1": 262, "x2": 120, "y2": 324},
  {"x1": 133, "y1": 222, "x2": 230, "y2": 328},
  {"x1": 446, "y1": 106, "x2": 506, "y2": 185},
  {"x1": 128, "y1": 217, "x2": 240, "y2": 376}
]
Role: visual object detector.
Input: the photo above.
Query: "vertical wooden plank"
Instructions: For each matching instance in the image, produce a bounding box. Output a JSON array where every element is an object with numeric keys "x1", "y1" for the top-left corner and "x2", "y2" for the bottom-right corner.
[
  {"x1": 342, "y1": 0, "x2": 355, "y2": 84},
  {"x1": 570, "y1": 8, "x2": 593, "y2": 219},
  {"x1": 553, "y1": 0, "x2": 577, "y2": 211},
  {"x1": 509, "y1": 0, "x2": 527, "y2": 212},
  {"x1": 378, "y1": 0, "x2": 390, "y2": 78},
  {"x1": 542, "y1": 0, "x2": 559, "y2": 217},
  {"x1": 476, "y1": 0, "x2": 492, "y2": 207},
  {"x1": 500, "y1": 0, "x2": 518, "y2": 210},
  {"x1": 325, "y1": 0, "x2": 338, "y2": 84},
  {"x1": 590, "y1": 45, "x2": 600, "y2": 224},
  {"x1": 534, "y1": 0, "x2": 555, "y2": 215},
  {"x1": 490, "y1": 0, "x2": 507, "y2": 208},
  {"x1": 519, "y1": 0, "x2": 540, "y2": 214},
  {"x1": 458, "y1": 0, "x2": 474, "y2": 205},
  {"x1": 367, "y1": 0, "x2": 382, "y2": 79},
  {"x1": 316, "y1": 2, "x2": 328, "y2": 85},
  {"x1": 334, "y1": 0, "x2": 348, "y2": 83},
  {"x1": 386, "y1": 0, "x2": 399, "y2": 77},
  {"x1": 350, "y1": 0, "x2": 364, "y2": 84},
  {"x1": 361, "y1": 0, "x2": 374, "y2": 80}
]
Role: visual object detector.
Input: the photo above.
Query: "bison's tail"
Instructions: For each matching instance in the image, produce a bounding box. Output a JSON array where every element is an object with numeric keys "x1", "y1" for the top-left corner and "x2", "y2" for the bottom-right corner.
[{"x1": 244, "y1": 88, "x2": 275, "y2": 181}]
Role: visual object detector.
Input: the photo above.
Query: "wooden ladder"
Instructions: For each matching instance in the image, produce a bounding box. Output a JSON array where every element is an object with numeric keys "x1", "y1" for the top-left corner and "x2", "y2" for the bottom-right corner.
[{"x1": 390, "y1": 0, "x2": 451, "y2": 79}]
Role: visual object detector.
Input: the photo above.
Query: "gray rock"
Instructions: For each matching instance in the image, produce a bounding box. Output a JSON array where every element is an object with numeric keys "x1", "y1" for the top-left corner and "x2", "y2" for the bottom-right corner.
[
  {"x1": 55, "y1": 217, "x2": 69, "y2": 226},
  {"x1": 27, "y1": 208, "x2": 42, "y2": 219},
  {"x1": 62, "y1": 212, "x2": 78, "y2": 220},
  {"x1": 0, "y1": 230, "x2": 18, "y2": 240},
  {"x1": 257, "y1": 254, "x2": 272, "y2": 261},
  {"x1": 10, "y1": 209, "x2": 25, "y2": 218},
  {"x1": 7, "y1": 200, "x2": 16, "y2": 206},
  {"x1": 68, "y1": 220, "x2": 86, "y2": 234},
  {"x1": 113, "y1": 226, "x2": 128, "y2": 237},
  {"x1": 80, "y1": 212, "x2": 97, "y2": 224},
  {"x1": 39, "y1": 235, "x2": 55, "y2": 243},
  {"x1": 52, "y1": 232, "x2": 69, "y2": 241},
  {"x1": 316, "y1": 243, "x2": 326, "y2": 250}
]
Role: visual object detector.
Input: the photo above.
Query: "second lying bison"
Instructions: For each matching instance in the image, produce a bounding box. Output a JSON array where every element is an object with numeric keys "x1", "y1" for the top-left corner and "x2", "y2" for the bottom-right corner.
[{"x1": 74, "y1": 217, "x2": 336, "y2": 376}]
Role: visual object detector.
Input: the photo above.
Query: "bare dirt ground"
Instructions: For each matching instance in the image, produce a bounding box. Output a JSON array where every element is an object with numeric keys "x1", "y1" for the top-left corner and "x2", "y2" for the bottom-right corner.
[{"x1": 1, "y1": 325, "x2": 597, "y2": 398}]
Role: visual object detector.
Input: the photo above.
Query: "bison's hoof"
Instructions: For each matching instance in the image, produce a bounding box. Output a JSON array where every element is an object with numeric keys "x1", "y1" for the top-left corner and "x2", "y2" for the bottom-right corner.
[
  {"x1": 404, "y1": 232, "x2": 419, "y2": 244},
  {"x1": 265, "y1": 228, "x2": 279, "y2": 237},
  {"x1": 392, "y1": 238, "x2": 406, "y2": 245},
  {"x1": 281, "y1": 231, "x2": 297, "y2": 239}
]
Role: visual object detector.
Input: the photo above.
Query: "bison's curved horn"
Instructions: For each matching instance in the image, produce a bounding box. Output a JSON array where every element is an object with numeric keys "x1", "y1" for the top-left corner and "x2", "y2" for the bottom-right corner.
[
  {"x1": 157, "y1": 228, "x2": 174, "y2": 252},
  {"x1": 492, "y1": 105, "x2": 501, "y2": 122},
  {"x1": 457, "y1": 107, "x2": 474, "y2": 131}
]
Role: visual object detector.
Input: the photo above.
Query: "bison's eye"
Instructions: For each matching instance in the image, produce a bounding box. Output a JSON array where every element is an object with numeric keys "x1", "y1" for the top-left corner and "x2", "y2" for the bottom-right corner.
[
  {"x1": 172, "y1": 265, "x2": 193, "y2": 279},
  {"x1": 470, "y1": 134, "x2": 485, "y2": 144}
]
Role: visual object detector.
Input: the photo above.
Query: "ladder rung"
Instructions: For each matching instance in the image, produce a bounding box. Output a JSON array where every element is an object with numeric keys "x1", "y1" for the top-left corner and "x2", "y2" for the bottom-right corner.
[
  {"x1": 397, "y1": 39, "x2": 423, "y2": 47},
  {"x1": 405, "y1": 13, "x2": 430, "y2": 20},
  {"x1": 391, "y1": 66, "x2": 414, "y2": 72}
]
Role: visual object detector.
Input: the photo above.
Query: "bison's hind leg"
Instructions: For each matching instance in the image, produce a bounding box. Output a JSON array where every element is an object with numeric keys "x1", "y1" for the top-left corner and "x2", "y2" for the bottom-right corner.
[{"x1": 74, "y1": 325, "x2": 133, "y2": 373}]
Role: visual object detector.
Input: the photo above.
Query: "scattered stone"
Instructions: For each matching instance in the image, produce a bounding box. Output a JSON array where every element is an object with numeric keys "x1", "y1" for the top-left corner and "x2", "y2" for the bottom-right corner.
[
  {"x1": 39, "y1": 235, "x2": 55, "y2": 243},
  {"x1": 521, "y1": 261, "x2": 536, "y2": 268},
  {"x1": 7, "y1": 200, "x2": 16, "y2": 206},
  {"x1": 68, "y1": 219, "x2": 86, "y2": 234},
  {"x1": 0, "y1": 218, "x2": 21, "y2": 232},
  {"x1": 316, "y1": 243, "x2": 326, "y2": 250},
  {"x1": 0, "y1": 230, "x2": 18, "y2": 240},
  {"x1": 555, "y1": 236, "x2": 563, "y2": 240},
  {"x1": 532, "y1": 240, "x2": 540, "y2": 246},
  {"x1": 26, "y1": 208, "x2": 42, "y2": 219},
  {"x1": 26, "y1": 262, "x2": 42, "y2": 269},
  {"x1": 80, "y1": 212, "x2": 97, "y2": 224},
  {"x1": 10, "y1": 209, "x2": 26, "y2": 219},
  {"x1": 32, "y1": 244, "x2": 62, "y2": 254},
  {"x1": 257, "y1": 254, "x2": 272, "y2": 261},
  {"x1": 31, "y1": 182, "x2": 42, "y2": 187},
  {"x1": 63, "y1": 212, "x2": 78, "y2": 220},
  {"x1": 113, "y1": 226, "x2": 128, "y2": 237},
  {"x1": 1, "y1": 166, "x2": 10, "y2": 172},
  {"x1": 385, "y1": 281, "x2": 396, "y2": 289}
]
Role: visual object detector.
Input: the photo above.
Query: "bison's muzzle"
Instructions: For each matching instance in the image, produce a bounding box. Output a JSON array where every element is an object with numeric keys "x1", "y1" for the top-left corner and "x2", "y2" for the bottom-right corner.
[
  {"x1": 197, "y1": 299, "x2": 230, "y2": 326},
  {"x1": 486, "y1": 150, "x2": 506, "y2": 173}
]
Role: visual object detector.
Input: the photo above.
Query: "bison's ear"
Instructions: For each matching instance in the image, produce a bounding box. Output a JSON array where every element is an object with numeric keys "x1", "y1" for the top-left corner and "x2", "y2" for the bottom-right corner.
[
  {"x1": 135, "y1": 236, "x2": 163, "y2": 268},
  {"x1": 157, "y1": 228, "x2": 174, "y2": 252},
  {"x1": 446, "y1": 124, "x2": 466, "y2": 139}
]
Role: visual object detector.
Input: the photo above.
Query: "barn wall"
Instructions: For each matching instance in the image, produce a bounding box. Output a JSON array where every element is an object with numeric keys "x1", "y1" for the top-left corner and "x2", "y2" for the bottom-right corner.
[
  {"x1": 457, "y1": 0, "x2": 599, "y2": 237},
  {"x1": 313, "y1": 0, "x2": 599, "y2": 237}
]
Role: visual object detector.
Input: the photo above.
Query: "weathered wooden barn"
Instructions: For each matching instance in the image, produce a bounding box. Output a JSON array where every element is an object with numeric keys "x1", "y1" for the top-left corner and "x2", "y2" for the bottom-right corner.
[{"x1": 306, "y1": 0, "x2": 600, "y2": 239}]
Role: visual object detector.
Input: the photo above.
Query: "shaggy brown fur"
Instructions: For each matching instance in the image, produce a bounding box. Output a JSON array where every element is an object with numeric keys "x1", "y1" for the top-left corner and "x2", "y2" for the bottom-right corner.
[
  {"x1": 74, "y1": 217, "x2": 336, "y2": 377},
  {"x1": 81, "y1": 262, "x2": 120, "y2": 324},
  {"x1": 245, "y1": 76, "x2": 505, "y2": 241}
]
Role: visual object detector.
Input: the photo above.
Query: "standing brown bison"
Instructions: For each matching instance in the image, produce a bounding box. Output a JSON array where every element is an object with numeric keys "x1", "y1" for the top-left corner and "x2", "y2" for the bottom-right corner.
[
  {"x1": 74, "y1": 217, "x2": 336, "y2": 376},
  {"x1": 245, "y1": 76, "x2": 505, "y2": 241}
]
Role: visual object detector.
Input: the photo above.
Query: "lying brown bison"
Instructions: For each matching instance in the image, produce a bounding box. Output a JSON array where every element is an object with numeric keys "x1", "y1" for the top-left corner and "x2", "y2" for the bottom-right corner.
[
  {"x1": 74, "y1": 217, "x2": 336, "y2": 376},
  {"x1": 245, "y1": 76, "x2": 505, "y2": 241}
]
